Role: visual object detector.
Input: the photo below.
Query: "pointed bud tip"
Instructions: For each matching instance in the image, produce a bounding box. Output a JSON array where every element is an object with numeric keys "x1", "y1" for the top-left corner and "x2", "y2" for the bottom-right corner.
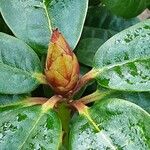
[
  {"x1": 46, "y1": 29, "x2": 80, "y2": 96},
  {"x1": 51, "y1": 28, "x2": 60, "y2": 43}
]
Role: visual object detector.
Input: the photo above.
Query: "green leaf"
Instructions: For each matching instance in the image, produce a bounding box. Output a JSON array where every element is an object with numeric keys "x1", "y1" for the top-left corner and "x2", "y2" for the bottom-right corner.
[
  {"x1": 82, "y1": 27, "x2": 117, "y2": 41},
  {"x1": 0, "y1": 94, "x2": 28, "y2": 105},
  {"x1": 120, "y1": 92, "x2": 150, "y2": 113},
  {"x1": 101, "y1": 0, "x2": 148, "y2": 18},
  {"x1": 94, "y1": 19, "x2": 150, "y2": 92},
  {"x1": 96, "y1": 87, "x2": 150, "y2": 113},
  {"x1": 76, "y1": 27, "x2": 116, "y2": 68},
  {"x1": 76, "y1": 38, "x2": 105, "y2": 67},
  {"x1": 106, "y1": 16, "x2": 140, "y2": 32},
  {"x1": 110, "y1": 92, "x2": 150, "y2": 113},
  {"x1": 85, "y1": 6, "x2": 140, "y2": 31},
  {"x1": 0, "y1": 33, "x2": 43, "y2": 94},
  {"x1": 0, "y1": 100, "x2": 62, "y2": 149},
  {"x1": 0, "y1": 0, "x2": 88, "y2": 53},
  {"x1": 76, "y1": 6, "x2": 139, "y2": 68},
  {"x1": 69, "y1": 98, "x2": 150, "y2": 149}
]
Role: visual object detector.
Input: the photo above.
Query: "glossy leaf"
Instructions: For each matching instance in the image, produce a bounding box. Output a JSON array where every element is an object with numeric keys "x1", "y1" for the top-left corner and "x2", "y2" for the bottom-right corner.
[
  {"x1": 101, "y1": 0, "x2": 148, "y2": 18},
  {"x1": 85, "y1": 6, "x2": 140, "y2": 31},
  {"x1": 76, "y1": 27, "x2": 116, "y2": 68},
  {"x1": 82, "y1": 27, "x2": 116, "y2": 41},
  {"x1": 94, "y1": 19, "x2": 150, "y2": 92},
  {"x1": 0, "y1": 33, "x2": 43, "y2": 94},
  {"x1": 69, "y1": 98, "x2": 150, "y2": 149},
  {"x1": 76, "y1": 6, "x2": 139, "y2": 68},
  {"x1": 76, "y1": 38, "x2": 104, "y2": 67},
  {"x1": 0, "y1": 100, "x2": 62, "y2": 149},
  {"x1": 0, "y1": 94, "x2": 28, "y2": 105},
  {"x1": 0, "y1": 0, "x2": 88, "y2": 53},
  {"x1": 120, "y1": 92, "x2": 150, "y2": 113},
  {"x1": 96, "y1": 87, "x2": 150, "y2": 113}
]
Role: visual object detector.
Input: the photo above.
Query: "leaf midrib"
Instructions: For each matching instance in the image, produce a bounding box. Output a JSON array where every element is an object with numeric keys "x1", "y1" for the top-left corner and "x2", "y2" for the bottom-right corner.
[
  {"x1": 18, "y1": 108, "x2": 61, "y2": 150},
  {"x1": 18, "y1": 112, "x2": 44, "y2": 150},
  {"x1": 1, "y1": 104, "x2": 62, "y2": 150},
  {"x1": 95, "y1": 56, "x2": 150, "y2": 74},
  {"x1": 43, "y1": 0, "x2": 52, "y2": 33},
  {"x1": 0, "y1": 62, "x2": 37, "y2": 77},
  {"x1": 1, "y1": 105, "x2": 47, "y2": 150},
  {"x1": 81, "y1": 112, "x2": 117, "y2": 150},
  {"x1": 0, "y1": 104, "x2": 44, "y2": 149}
]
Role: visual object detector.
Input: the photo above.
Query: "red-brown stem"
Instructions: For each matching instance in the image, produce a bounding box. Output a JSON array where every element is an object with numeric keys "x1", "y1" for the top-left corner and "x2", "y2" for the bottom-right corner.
[
  {"x1": 24, "y1": 95, "x2": 63, "y2": 109},
  {"x1": 24, "y1": 97, "x2": 49, "y2": 106},
  {"x1": 72, "y1": 101, "x2": 87, "y2": 113},
  {"x1": 42, "y1": 95, "x2": 63, "y2": 112},
  {"x1": 72, "y1": 69, "x2": 98, "y2": 96}
]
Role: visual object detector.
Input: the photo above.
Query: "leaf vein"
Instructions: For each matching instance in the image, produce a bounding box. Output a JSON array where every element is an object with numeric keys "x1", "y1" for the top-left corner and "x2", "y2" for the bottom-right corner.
[
  {"x1": 18, "y1": 112, "x2": 44, "y2": 150},
  {"x1": 43, "y1": 0, "x2": 52, "y2": 33}
]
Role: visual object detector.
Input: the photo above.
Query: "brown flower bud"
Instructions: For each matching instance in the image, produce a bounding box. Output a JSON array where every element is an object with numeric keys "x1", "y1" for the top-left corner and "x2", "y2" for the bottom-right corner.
[{"x1": 45, "y1": 29, "x2": 79, "y2": 96}]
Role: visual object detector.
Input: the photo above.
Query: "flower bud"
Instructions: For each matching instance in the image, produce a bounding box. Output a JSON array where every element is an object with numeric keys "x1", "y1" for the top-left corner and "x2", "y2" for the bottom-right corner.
[{"x1": 45, "y1": 29, "x2": 79, "y2": 96}]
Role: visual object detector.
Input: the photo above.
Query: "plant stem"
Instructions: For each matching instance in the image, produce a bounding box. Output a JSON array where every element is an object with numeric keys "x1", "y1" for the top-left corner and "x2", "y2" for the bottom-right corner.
[
  {"x1": 24, "y1": 97, "x2": 48, "y2": 106},
  {"x1": 72, "y1": 69, "x2": 98, "y2": 96},
  {"x1": 25, "y1": 95, "x2": 62, "y2": 109},
  {"x1": 42, "y1": 95, "x2": 63, "y2": 111}
]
